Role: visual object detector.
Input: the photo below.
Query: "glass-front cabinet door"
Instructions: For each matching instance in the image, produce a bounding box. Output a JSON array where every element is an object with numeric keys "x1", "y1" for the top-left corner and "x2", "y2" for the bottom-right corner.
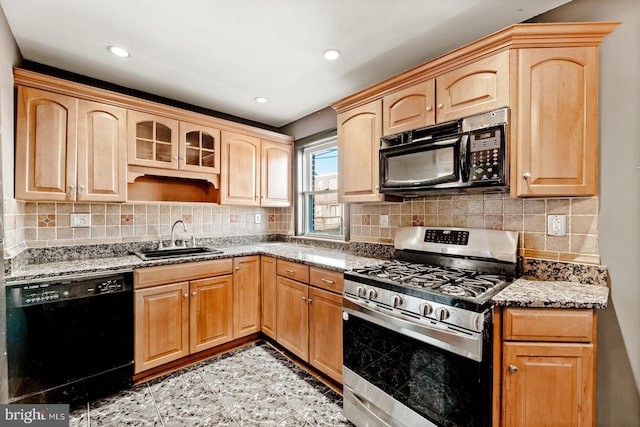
[
  {"x1": 127, "y1": 110, "x2": 179, "y2": 169},
  {"x1": 179, "y1": 122, "x2": 221, "y2": 174}
]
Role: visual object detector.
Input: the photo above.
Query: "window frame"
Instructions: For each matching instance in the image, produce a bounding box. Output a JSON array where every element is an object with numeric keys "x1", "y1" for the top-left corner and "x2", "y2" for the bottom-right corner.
[{"x1": 295, "y1": 132, "x2": 349, "y2": 240}]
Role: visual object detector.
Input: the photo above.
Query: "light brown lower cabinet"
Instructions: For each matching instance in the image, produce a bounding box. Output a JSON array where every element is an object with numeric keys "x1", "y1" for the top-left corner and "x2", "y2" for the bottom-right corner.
[
  {"x1": 233, "y1": 256, "x2": 261, "y2": 338},
  {"x1": 274, "y1": 260, "x2": 344, "y2": 383},
  {"x1": 134, "y1": 281, "x2": 190, "y2": 373},
  {"x1": 261, "y1": 256, "x2": 277, "y2": 339},
  {"x1": 276, "y1": 275, "x2": 309, "y2": 361},
  {"x1": 501, "y1": 308, "x2": 596, "y2": 427},
  {"x1": 134, "y1": 259, "x2": 240, "y2": 374}
]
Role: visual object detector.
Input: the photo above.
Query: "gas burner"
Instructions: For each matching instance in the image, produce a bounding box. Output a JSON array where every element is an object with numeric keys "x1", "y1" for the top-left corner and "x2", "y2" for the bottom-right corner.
[{"x1": 440, "y1": 284, "x2": 467, "y2": 296}]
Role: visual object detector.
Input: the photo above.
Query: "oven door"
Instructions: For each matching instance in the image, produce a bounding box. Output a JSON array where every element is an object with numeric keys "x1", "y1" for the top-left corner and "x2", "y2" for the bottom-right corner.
[
  {"x1": 343, "y1": 299, "x2": 493, "y2": 427},
  {"x1": 379, "y1": 134, "x2": 466, "y2": 193}
]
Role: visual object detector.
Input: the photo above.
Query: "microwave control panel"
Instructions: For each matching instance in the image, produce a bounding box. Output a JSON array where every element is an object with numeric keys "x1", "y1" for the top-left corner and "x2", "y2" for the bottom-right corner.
[{"x1": 469, "y1": 128, "x2": 503, "y2": 182}]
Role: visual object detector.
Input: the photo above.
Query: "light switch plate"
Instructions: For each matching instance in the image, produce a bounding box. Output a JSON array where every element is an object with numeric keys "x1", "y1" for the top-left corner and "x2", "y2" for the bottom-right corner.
[
  {"x1": 547, "y1": 215, "x2": 567, "y2": 236},
  {"x1": 380, "y1": 214, "x2": 389, "y2": 229},
  {"x1": 254, "y1": 213, "x2": 262, "y2": 224},
  {"x1": 70, "y1": 213, "x2": 91, "y2": 228}
]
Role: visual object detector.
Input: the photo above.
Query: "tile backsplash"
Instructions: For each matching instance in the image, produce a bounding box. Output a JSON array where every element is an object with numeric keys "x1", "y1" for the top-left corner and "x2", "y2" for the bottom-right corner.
[
  {"x1": 4, "y1": 194, "x2": 600, "y2": 265},
  {"x1": 3, "y1": 199, "x2": 293, "y2": 257},
  {"x1": 350, "y1": 194, "x2": 600, "y2": 264}
]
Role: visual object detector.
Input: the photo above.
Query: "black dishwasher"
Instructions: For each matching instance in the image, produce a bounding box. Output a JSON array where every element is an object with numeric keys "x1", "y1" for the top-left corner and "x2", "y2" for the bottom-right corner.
[{"x1": 6, "y1": 271, "x2": 134, "y2": 406}]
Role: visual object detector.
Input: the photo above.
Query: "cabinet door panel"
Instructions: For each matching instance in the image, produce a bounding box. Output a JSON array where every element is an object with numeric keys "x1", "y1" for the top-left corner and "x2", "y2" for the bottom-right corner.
[
  {"x1": 261, "y1": 140, "x2": 292, "y2": 207},
  {"x1": 76, "y1": 100, "x2": 127, "y2": 201},
  {"x1": 516, "y1": 47, "x2": 598, "y2": 196},
  {"x1": 127, "y1": 110, "x2": 179, "y2": 169},
  {"x1": 190, "y1": 276, "x2": 233, "y2": 352},
  {"x1": 382, "y1": 80, "x2": 435, "y2": 135},
  {"x1": 309, "y1": 287, "x2": 343, "y2": 383},
  {"x1": 134, "y1": 282, "x2": 189, "y2": 373},
  {"x1": 179, "y1": 121, "x2": 221, "y2": 174},
  {"x1": 503, "y1": 342, "x2": 594, "y2": 427},
  {"x1": 233, "y1": 256, "x2": 261, "y2": 338},
  {"x1": 276, "y1": 276, "x2": 308, "y2": 361},
  {"x1": 261, "y1": 256, "x2": 277, "y2": 339},
  {"x1": 436, "y1": 51, "x2": 510, "y2": 122},
  {"x1": 337, "y1": 100, "x2": 384, "y2": 203},
  {"x1": 221, "y1": 131, "x2": 260, "y2": 205},
  {"x1": 15, "y1": 86, "x2": 77, "y2": 201}
]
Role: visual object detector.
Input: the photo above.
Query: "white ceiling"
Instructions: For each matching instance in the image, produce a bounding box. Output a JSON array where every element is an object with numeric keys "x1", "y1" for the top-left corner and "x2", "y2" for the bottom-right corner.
[{"x1": 1, "y1": 0, "x2": 570, "y2": 128}]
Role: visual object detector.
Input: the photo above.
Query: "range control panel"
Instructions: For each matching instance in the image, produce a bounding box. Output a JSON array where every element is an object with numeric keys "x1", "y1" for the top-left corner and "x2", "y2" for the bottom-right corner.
[
  {"x1": 424, "y1": 229, "x2": 469, "y2": 245},
  {"x1": 469, "y1": 127, "x2": 503, "y2": 182},
  {"x1": 8, "y1": 273, "x2": 132, "y2": 307}
]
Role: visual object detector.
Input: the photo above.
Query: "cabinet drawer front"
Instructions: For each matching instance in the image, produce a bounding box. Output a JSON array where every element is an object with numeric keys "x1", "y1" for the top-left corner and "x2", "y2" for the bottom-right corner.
[
  {"x1": 309, "y1": 267, "x2": 344, "y2": 293},
  {"x1": 135, "y1": 258, "x2": 233, "y2": 289},
  {"x1": 503, "y1": 308, "x2": 594, "y2": 342},
  {"x1": 277, "y1": 260, "x2": 310, "y2": 283}
]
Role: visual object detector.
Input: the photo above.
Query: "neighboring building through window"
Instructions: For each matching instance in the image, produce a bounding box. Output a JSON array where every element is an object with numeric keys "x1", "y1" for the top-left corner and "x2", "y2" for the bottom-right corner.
[{"x1": 297, "y1": 134, "x2": 348, "y2": 239}]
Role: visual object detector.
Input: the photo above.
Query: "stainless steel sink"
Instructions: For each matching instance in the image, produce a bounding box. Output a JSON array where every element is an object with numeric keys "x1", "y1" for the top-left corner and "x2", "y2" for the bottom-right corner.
[{"x1": 133, "y1": 246, "x2": 223, "y2": 261}]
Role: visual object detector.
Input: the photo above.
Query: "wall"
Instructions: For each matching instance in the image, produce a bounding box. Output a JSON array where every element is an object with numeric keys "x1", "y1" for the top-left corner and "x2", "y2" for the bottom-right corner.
[
  {"x1": 529, "y1": 2, "x2": 640, "y2": 425},
  {"x1": 4, "y1": 201, "x2": 293, "y2": 257},
  {"x1": 0, "y1": 5, "x2": 19, "y2": 200},
  {"x1": 351, "y1": 194, "x2": 600, "y2": 264}
]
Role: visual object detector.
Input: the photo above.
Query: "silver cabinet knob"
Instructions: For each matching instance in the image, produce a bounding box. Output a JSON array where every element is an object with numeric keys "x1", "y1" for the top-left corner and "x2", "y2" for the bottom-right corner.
[
  {"x1": 308, "y1": 298, "x2": 312, "y2": 304},
  {"x1": 437, "y1": 103, "x2": 444, "y2": 109},
  {"x1": 183, "y1": 293, "x2": 189, "y2": 299},
  {"x1": 426, "y1": 105, "x2": 433, "y2": 112},
  {"x1": 523, "y1": 172, "x2": 531, "y2": 180},
  {"x1": 301, "y1": 296, "x2": 306, "y2": 302},
  {"x1": 69, "y1": 184, "x2": 75, "y2": 191},
  {"x1": 235, "y1": 266, "x2": 240, "y2": 271},
  {"x1": 509, "y1": 365, "x2": 519, "y2": 373},
  {"x1": 78, "y1": 185, "x2": 85, "y2": 192},
  {"x1": 191, "y1": 291, "x2": 197, "y2": 297}
]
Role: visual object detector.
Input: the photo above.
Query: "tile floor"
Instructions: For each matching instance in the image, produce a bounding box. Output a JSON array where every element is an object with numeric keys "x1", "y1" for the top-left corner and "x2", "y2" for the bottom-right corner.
[{"x1": 69, "y1": 341, "x2": 351, "y2": 426}]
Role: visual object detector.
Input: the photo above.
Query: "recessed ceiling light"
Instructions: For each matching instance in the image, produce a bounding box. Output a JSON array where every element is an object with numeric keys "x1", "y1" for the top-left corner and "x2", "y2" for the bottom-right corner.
[
  {"x1": 323, "y1": 49, "x2": 341, "y2": 61},
  {"x1": 108, "y1": 46, "x2": 131, "y2": 58},
  {"x1": 254, "y1": 97, "x2": 267, "y2": 103}
]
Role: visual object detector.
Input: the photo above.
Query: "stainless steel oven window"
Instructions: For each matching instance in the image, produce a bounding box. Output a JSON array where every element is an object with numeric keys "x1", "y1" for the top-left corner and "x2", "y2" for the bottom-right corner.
[{"x1": 295, "y1": 132, "x2": 349, "y2": 240}]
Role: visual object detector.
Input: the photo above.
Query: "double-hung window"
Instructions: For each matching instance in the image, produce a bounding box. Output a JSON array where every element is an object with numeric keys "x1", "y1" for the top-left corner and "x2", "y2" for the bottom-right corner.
[{"x1": 297, "y1": 133, "x2": 348, "y2": 239}]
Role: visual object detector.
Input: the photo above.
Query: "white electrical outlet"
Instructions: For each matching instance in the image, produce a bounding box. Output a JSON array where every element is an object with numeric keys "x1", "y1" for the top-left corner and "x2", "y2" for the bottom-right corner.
[
  {"x1": 380, "y1": 214, "x2": 389, "y2": 229},
  {"x1": 547, "y1": 215, "x2": 567, "y2": 236},
  {"x1": 254, "y1": 213, "x2": 262, "y2": 224},
  {"x1": 70, "y1": 213, "x2": 91, "y2": 228}
]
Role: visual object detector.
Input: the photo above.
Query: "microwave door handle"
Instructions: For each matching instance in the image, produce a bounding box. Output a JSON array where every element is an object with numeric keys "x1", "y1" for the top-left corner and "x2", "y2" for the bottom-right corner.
[{"x1": 460, "y1": 134, "x2": 470, "y2": 182}]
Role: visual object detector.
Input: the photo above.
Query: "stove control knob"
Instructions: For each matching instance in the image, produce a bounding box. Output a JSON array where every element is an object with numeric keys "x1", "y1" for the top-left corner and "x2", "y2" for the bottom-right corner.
[
  {"x1": 367, "y1": 289, "x2": 378, "y2": 300},
  {"x1": 392, "y1": 295, "x2": 403, "y2": 308},
  {"x1": 356, "y1": 286, "x2": 365, "y2": 297},
  {"x1": 420, "y1": 303, "x2": 434, "y2": 316},
  {"x1": 435, "y1": 307, "x2": 450, "y2": 321}
]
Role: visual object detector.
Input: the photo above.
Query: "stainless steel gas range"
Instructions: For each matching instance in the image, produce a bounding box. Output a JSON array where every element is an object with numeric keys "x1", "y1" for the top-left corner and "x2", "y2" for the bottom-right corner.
[{"x1": 342, "y1": 226, "x2": 518, "y2": 427}]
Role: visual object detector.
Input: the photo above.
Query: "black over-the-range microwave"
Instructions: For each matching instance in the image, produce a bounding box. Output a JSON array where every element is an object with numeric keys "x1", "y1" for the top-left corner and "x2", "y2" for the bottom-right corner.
[{"x1": 379, "y1": 107, "x2": 509, "y2": 197}]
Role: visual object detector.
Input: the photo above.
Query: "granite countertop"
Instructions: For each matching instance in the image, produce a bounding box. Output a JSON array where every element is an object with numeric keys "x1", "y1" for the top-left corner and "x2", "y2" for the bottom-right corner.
[
  {"x1": 5, "y1": 242, "x2": 387, "y2": 283},
  {"x1": 492, "y1": 278, "x2": 609, "y2": 309}
]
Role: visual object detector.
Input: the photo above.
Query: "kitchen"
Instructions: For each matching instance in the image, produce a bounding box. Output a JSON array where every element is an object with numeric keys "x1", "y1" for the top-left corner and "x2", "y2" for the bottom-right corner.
[{"x1": 0, "y1": 0, "x2": 638, "y2": 426}]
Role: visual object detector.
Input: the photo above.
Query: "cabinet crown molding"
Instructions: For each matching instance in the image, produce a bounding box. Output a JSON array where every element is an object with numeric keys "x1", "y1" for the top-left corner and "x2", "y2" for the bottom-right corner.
[
  {"x1": 13, "y1": 68, "x2": 293, "y2": 144},
  {"x1": 331, "y1": 21, "x2": 620, "y2": 112}
]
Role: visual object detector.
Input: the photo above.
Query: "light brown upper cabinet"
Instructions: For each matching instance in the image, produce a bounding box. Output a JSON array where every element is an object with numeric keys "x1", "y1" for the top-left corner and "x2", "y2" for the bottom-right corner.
[
  {"x1": 220, "y1": 131, "x2": 292, "y2": 206},
  {"x1": 15, "y1": 86, "x2": 127, "y2": 202},
  {"x1": 337, "y1": 100, "x2": 385, "y2": 203},
  {"x1": 435, "y1": 51, "x2": 510, "y2": 123},
  {"x1": 382, "y1": 79, "x2": 435, "y2": 136},
  {"x1": 261, "y1": 140, "x2": 293, "y2": 207},
  {"x1": 514, "y1": 47, "x2": 598, "y2": 197},
  {"x1": 128, "y1": 111, "x2": 220, "y2": 176},
  {"x1": 333, "y1": 22, "x2": 617, "y2": 200}
]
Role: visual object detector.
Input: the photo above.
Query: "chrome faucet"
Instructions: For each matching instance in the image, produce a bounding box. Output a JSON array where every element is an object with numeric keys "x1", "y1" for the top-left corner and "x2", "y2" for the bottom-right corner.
[{"x1": 169, "y1": 219, "x2": 188, "y2": 248}]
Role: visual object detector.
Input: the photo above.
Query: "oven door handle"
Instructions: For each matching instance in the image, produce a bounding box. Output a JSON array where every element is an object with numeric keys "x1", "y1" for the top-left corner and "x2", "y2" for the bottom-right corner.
[
  {"x1": 343, "y1": 295, "x2": 483, "y2": 361},
  {"x1": 344, "y1": 384, "x2": 396, "y2": 427}
]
